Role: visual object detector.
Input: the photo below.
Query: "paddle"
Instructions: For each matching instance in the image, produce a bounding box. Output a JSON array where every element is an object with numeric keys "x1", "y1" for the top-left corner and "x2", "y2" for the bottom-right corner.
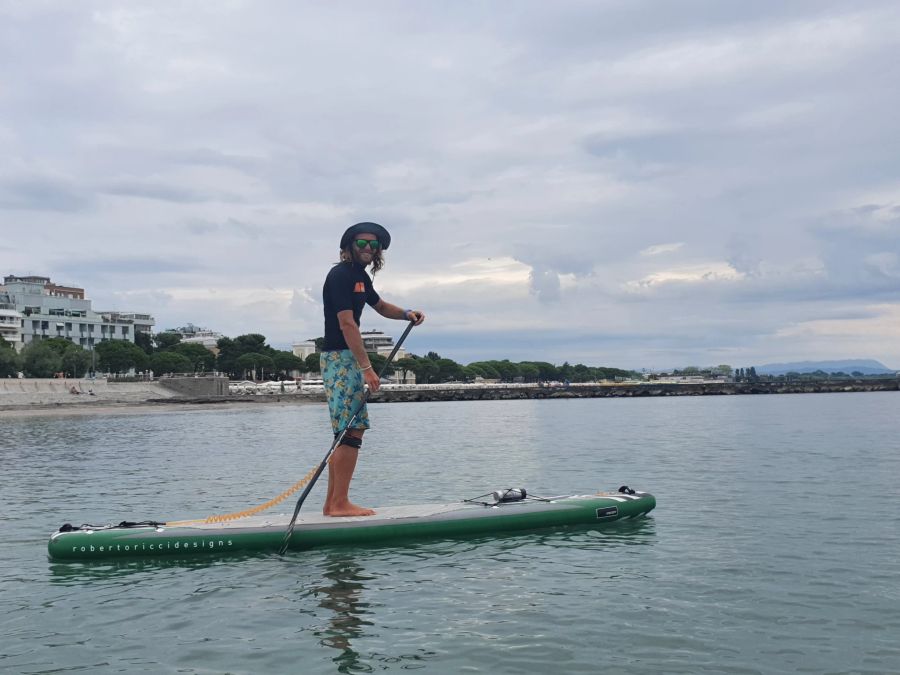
[{"x1": 279, "y1": 320, "x2": 416, "y2": 554}]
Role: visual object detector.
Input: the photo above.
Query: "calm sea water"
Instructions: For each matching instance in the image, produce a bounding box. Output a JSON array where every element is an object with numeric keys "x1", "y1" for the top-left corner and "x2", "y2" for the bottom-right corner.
[{"x1": 1, "y1": 393, "x2": 899, "y2": 674}]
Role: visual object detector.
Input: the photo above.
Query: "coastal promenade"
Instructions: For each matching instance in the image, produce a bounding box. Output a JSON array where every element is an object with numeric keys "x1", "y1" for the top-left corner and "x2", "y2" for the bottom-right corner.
[
  {"x1": 0, "y1": 377, "x2": 178, "y2": 409},
  {"x1": 0, "y1": 376, "x2": 225, "y2": 413}
]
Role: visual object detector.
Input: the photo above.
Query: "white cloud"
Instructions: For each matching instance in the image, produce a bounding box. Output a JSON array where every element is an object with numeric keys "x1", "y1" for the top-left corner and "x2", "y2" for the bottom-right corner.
[
  {"x1": 774, "y1": 304, "x2": 900, "y2": 344},
  {"x1": 640, "y1": 242, "x2": 685, "y2": 257},
  {"x1": 625, "y1": 262, "x2": 744, "y2": 291},
  {"x1": 564, "y1": 9, "x2": 893, "y2": 97}
]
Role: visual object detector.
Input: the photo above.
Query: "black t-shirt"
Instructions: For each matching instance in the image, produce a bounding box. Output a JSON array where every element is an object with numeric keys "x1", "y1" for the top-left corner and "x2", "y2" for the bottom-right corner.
[{"x1": 322, "y1": 261, "x2": 380, "y2": 350}]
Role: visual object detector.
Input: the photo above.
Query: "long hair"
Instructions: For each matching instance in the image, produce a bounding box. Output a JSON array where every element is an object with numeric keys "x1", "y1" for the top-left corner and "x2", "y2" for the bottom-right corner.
[{"x1": 340, "y1": 246, "x2": 384, "y2": 275}]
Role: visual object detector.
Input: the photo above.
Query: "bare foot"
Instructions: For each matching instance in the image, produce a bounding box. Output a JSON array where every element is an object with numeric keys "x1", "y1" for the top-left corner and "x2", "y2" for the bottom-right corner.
[{"x1": 323, "y1": 502, "x2": 376, "y2": 517}]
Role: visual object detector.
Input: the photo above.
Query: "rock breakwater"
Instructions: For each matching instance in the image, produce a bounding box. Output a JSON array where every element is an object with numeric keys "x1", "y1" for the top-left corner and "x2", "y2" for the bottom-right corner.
[{"x1": 367, "y1": 379, "x2": 899, "y2": 403}]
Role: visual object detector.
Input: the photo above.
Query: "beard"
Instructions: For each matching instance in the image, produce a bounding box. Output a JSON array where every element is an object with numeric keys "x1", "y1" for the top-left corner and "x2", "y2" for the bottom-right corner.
[{"x1": 352, "y1": 247, "x2": 374, "y2": 267}]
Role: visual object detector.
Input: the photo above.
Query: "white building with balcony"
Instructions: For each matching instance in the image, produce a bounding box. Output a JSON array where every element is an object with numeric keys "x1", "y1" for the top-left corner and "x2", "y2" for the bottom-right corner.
[
  {"x1": 361, "y1": 329, "x2": 406, "y2": 359},
  {"x1": 1, "y1": 275, "x2": 155, "y2": 351},
  {"x1": 0, "y1": 300, "x2": 23, "y2": 349},
  {"x1": 166, "y1": 324, "x2": 223, "y2": 353},
  {"x1": 292, "y1": 339, "x2": 317, "y2": 360}
]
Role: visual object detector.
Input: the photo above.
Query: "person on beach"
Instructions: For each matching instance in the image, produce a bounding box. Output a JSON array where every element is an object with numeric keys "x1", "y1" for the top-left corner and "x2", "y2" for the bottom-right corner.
[{"x1": 321, "y1": 222, "x2": 425, "y2": 517}]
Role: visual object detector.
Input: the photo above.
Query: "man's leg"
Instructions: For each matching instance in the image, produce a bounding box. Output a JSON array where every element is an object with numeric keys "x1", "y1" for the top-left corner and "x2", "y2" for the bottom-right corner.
[{"x1": 323, "y1": 429, "x2": 375, "y2": 517}]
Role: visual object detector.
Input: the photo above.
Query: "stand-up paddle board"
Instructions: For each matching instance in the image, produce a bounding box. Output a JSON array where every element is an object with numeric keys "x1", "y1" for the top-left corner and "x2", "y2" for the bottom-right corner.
[{"x1": 48, "y1": 487, "x2": 655, "y2": 561}]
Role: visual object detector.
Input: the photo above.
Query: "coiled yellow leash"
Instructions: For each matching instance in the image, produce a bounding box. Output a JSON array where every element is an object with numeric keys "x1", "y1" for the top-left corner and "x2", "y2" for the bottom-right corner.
[{"x1": 167, "y1": 464, "x2": 319, "y2": 526}]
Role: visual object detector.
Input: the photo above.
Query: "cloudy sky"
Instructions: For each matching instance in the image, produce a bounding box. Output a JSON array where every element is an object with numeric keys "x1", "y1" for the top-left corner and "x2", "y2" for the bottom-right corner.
[{"x1": 2, "y1": 1, "x2": 898, "y2": 370}]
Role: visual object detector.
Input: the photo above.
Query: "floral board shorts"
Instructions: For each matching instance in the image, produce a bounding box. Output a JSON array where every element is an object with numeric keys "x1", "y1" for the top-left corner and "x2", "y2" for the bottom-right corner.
[{"x1": 320, "y1": 350, "x2": 370, "y2": 436}]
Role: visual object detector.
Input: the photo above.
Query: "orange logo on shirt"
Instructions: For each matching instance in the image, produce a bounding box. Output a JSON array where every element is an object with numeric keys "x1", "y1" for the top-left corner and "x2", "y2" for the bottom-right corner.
[{"x1": 354, "y1": 282, "x2": 365, "y2": 293}]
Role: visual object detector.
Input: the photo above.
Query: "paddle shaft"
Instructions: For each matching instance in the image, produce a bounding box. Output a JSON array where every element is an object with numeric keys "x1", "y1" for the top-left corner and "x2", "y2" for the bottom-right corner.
[{"x1": 279, "y1": 320, "x2": 416, "y2": 554}]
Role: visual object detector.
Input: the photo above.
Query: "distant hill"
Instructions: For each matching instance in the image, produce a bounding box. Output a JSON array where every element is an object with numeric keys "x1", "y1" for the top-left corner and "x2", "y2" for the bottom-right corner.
[{"x1": 755, "y1": 359, "x2": 896, "y2": 376}]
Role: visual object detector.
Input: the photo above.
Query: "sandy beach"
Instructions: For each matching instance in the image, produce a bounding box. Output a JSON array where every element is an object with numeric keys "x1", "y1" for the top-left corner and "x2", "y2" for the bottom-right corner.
[
  {"x1": 0, "y1": 377, "x2": 318, "y2": 418},
  {"x1": 0, "y1": 399, "x2": 319, "y2": 419}
]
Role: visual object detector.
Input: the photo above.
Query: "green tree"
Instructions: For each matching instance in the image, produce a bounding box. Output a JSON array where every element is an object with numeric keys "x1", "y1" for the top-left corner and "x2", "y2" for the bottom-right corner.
[
  {"x1": 257, "y1": 354, "x2": 275, "y2": 380},
  {"x1": 460, "y1": 366, "x2": 479, "y2": 382},
  {"x1": 518, "y1": 363, "x2": 540, "y2": 382},
  {"x1": 61, "y1": 348, "x2": 91, "y2": 377},
  {"x1": 572, "y1": 363, "x2": 591, "y2": 382},
  {"x1": 304, "y1": 352, "x2": 321, "y2": 374},
  {"x1": 523, "y1": 361, "x2": 558, "y2": 381},
  {"x1": 154, "y1": 332, "x2": 182, "y2": 350},
  {"x1": 369, "y1": 352, "x2": 391, "y2": 376},
  {"x1": 0, "y1": 346, "x2": 22, "y2": 377},
  {"x1": 235, "y1": 333, "x2": 268, "y2": 354},
  {"x1": 172, "y1": 343, "x2": 217, "y2": 371},
  {"x1": 414, "y1": 359, "x2": 439, "y2": 384},
  {"x1": 236, "y1": 353, "x2": 258, "y2": 379},
  {"x1": 216, "y1": 337, "x2": 241, "y2": 376},
  {"x1": 0, "y1": 335, "x2": 11, "y2": 350},
  {"x1": 151, "y1": 351, "x2": 192, "y2": 374},
  {"x1": 435, "y1": 358, "x2": 463, "y2": 382},
  {"x1": 468, "y1": 362, "x2": 501, "y2": 380},
  {"x1": 394, "y1": 357, "x2": 417, "y2": 382},
  {"x1": 492, "y1": 360, "x2": 520, "y2": 381},
  {"x1": 272, "y1": 350, "x2": 303, "y2": 377},
  {"x1": 134, "y1": 331, "x2": 154, "y2": 355},
  {"x1": 236, "y1": 352, "x2": 276, "y2": 380},
  {"x1": 218, "y1": 334, "x2": 272, "y2": 378},
  {"x1": 42, "y1": 337, "x2": 76, "y2": 357},
  {"x1": 22, "y1": 342, "x2": 63, "y2": 377},
  {"x1": 95, "y1": 340, "x2": 149, "y2": 374}
]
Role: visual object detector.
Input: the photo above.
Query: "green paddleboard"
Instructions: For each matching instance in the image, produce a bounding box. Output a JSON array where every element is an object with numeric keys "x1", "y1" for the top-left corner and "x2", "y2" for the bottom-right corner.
[{"x1": 48, "y1": 490, "x2": 656, "y2": 561}]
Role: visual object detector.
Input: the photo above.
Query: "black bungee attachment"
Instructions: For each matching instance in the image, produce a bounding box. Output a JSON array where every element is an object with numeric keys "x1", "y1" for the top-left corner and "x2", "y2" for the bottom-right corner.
[
  {"x1": 618, "y1": 485, "x2": 636, "y2": 495},
  {"x1": 493, "y1": 488, "x2": 527, "y2": 503},
  {"x1": 464, "y1": 488, "x2": 552, "y2": 507},
  {"x1": 58, "y1": 520, "x2": 164, "y2": 533}
]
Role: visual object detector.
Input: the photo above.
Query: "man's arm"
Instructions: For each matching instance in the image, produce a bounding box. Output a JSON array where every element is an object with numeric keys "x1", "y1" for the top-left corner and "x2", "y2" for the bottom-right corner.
[
  {"x1": 337, "y1": 310, "x2": 381, "y2": 392},
  {"x1": 373, "y1": 299, "x2": 426, "y2": 325}
]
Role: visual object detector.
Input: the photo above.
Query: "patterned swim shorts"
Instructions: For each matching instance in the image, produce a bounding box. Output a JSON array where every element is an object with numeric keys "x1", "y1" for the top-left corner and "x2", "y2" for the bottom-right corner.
[{"x1": 320, "y1": 350, "x2": 370, "y2": 435}]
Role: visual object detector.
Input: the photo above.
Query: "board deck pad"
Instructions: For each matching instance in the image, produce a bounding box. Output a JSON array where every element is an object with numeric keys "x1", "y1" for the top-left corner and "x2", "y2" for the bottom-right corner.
[{"x1": 48, "y1": 491, "x2": 656, "y2": 561}]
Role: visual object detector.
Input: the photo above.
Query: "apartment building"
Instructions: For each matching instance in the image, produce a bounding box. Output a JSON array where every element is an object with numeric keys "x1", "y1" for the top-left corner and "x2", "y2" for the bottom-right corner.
[
  {"x1": 0, "y1": 275, "x2": 155, "y2": 352},
  {"x1": 361, "y1": 330, "x2": 406, "y2": 359},
  {"x1": 291, "y1": 330, "x2": 406, "y2": 360},
  {"x1": 0, "y1": 298, "x2": 23, "y2": 347}
]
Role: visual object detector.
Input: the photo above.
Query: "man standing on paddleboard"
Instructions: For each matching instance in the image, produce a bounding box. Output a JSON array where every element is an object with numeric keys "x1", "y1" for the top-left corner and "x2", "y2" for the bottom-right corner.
[{"x1": 321, "y1": 222, "x2": 425, "y2": 517}]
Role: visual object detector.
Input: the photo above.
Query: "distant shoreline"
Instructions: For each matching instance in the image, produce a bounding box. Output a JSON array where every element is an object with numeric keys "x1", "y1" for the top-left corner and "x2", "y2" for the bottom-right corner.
[{"x1": 1, "y1": 379, "x2": 896, "y2": 418}]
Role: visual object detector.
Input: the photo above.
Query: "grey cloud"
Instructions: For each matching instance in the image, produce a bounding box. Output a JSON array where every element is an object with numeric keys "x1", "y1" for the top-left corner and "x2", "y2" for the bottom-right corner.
[
  {"x1": 0, "y1": 176, "x2": 93, "y2": 212},
  {"x1": 165, "y1": 148, "x2": 263, "y2": 174},
  {"x1": 528, "y1": 264, "x2": 561, "y2": 303},
  {"x1": 810, "y1": 203, "x2": 900, "y2": 291},
  {"x1": 101, "y1": 181, "x2": 237, "y2": 204},
  {"x1": 184, "y1": 217, "x2": 264, "y2": 239},
  {"x1": 289, "y1": 289, "x2": 316, "y2": 320},
  {"x1": 55, "y1": 257, "x2": 202, "y2": 278}
]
